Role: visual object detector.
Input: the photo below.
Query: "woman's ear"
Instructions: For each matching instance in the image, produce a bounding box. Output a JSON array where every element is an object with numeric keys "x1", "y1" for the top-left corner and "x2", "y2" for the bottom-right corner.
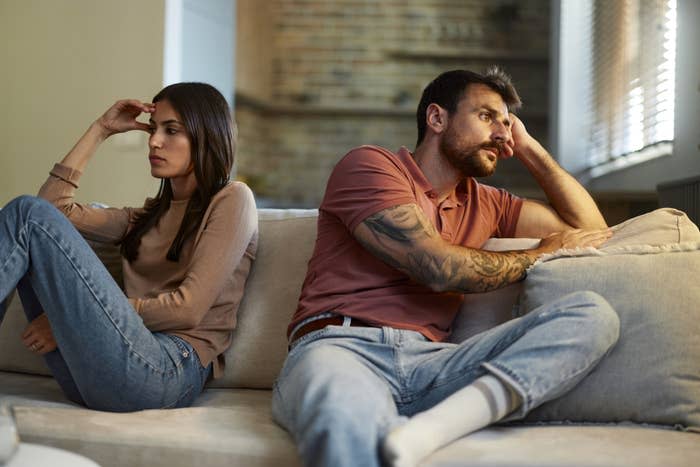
[{"x1": 425, "y1": 103, "x2": 449, "y2": 135}]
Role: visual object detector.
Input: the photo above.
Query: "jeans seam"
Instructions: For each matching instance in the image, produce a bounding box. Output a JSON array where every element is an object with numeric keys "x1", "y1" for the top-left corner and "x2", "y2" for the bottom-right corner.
[
  {"x1": 400, "y1": 361, "x2": 484, "y2": 405},
  {"x1": 0, "y1": 244, "x2": 22, "y2": 287},
  {"x1": 272, "y1": 382, "x2": 291, "y2": 427},
  {"x1": 162, "y1": 383, "x2": 194, "y2": 409},
  {"x1": 29, "y1": 219, "x2": 169, "y2": 376},
  {"x1": 0, "y1": 220, "x2": 26, "y2": 280}
]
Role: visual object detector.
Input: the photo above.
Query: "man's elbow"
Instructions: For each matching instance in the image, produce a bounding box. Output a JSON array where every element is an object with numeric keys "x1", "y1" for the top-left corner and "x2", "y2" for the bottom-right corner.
[{"x1": 426, "y1": 280, "x2": 449, "y2": 293}]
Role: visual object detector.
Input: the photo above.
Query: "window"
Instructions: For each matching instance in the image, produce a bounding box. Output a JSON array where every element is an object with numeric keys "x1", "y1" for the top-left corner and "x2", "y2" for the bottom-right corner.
[{"x1": 556, "y1": 0, "x2": 678, "y2": 177}]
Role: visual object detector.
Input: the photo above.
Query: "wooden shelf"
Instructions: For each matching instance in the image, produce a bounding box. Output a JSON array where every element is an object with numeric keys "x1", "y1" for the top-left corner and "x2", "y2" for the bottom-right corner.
[
  {"x1": 236, "y1": 92, "x2": 547, "y2": 120},
  {"x1": 384, "y1": 48, "x2": 548, "y2": 63},
  {"x1": 235, "y1": 92, "x2": 414, "y2": 117}
]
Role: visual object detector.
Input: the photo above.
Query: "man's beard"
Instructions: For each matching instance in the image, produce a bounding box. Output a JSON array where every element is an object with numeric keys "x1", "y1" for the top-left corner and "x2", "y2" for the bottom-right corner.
[{"x1": 439, "y1": 128, "x2": 501, "y2": 178}]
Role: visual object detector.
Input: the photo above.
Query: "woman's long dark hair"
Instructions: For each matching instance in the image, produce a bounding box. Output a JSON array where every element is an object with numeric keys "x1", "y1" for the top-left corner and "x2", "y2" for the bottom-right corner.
[{"x1": 120, "y1": 82, "x2": 236, "y2": 262}]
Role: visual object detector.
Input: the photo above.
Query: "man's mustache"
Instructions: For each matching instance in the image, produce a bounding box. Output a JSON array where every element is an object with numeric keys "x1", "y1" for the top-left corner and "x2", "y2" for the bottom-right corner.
[{"x1": 478, "y1": 142, "x2": 505, "y2": 157}]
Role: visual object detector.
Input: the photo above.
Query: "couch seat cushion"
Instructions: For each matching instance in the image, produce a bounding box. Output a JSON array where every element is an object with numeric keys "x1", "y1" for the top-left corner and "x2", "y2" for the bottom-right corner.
[
  {"x1": 425, "y1": 424, "x2": 700, "y2": 467},
  {"x1": 1, "y1": 372, "x2": 299, "y2": 467},
  {"x1": 3, "y1": 372, "x2": 699, "y2": 467}
]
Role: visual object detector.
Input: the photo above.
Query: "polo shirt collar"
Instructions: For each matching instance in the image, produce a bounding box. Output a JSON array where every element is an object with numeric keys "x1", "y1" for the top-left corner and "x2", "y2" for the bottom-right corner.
[{"x1": 397, "y1": 147, "x2": 469, "y2": 207}]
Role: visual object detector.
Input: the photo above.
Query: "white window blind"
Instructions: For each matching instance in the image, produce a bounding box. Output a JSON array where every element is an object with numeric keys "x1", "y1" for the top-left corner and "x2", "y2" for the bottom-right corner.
[{"x1": 583, "y1": 0, "x2": 677, "y2": 172}]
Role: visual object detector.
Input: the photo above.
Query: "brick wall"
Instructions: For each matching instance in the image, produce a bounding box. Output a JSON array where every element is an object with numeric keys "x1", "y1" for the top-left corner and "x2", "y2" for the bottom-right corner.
[{"x1": 236, "y1": 0, "x2": 551, "y2": 207}]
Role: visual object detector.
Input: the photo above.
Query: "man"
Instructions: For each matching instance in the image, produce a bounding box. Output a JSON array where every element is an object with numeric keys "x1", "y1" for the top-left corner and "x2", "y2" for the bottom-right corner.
[{"x1": 272, "y1": 68, "x2": 620, "y2": 467}]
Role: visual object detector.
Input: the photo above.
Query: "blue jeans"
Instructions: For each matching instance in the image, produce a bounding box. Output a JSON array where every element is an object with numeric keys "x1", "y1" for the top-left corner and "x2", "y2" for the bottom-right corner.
[
  {"x1": 272, "y1": 291, "x2": 619, "y2": 467},
  {"x1": 0, "y1": 196, "x2": 211, "y2": 412}
]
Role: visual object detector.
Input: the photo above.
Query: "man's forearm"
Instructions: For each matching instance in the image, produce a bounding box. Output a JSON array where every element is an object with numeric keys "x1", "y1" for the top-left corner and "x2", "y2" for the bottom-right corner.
[
  {"x1": 356, "y1": 204, "x2": 540, "y2": 294},
  {"x1": 517, "y1": 142, "x2": 607, "y2": 229},
  {"x1": 406, "y1": 244, "x2": 538, "y2": 293},
  {"x1": 356, "y1": 203, "x2": 611, "y2": 295}
]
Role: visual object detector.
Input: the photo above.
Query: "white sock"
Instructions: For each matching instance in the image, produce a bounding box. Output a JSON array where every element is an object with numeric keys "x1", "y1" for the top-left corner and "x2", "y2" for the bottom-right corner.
[{"x1": 381, "y1": 375, "x2": 521, "y2": 467}]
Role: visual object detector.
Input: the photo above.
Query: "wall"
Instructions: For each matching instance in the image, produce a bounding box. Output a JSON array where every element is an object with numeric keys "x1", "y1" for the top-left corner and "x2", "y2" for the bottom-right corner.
[
  {"x1": 0, "y1": 0, "x2": 165, "y2": 206},
  {"x1": 236, "y1": 0, "x2": 274, "y2": 103},
  {"x1": 165, "y1": 0, "x2": 235, "y2": 104},
  {"x1": 549, "y1": 0, "x2": 593, "y2": 175},
  {"x1": 235, "y1": 0, "x2": 551, "y2": 207}
]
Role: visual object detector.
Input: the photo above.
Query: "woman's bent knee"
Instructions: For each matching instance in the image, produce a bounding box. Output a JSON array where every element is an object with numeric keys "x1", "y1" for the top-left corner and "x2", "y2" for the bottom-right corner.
[{"x1": 4, "y1": 195, "x2": 57, "y2": 219}]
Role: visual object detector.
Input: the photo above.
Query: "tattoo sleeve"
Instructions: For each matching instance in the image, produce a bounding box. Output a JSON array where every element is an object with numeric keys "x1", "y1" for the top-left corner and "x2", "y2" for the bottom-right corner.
[{"x1": 355, "y1": 204, "x2": 537, "y2": 293}]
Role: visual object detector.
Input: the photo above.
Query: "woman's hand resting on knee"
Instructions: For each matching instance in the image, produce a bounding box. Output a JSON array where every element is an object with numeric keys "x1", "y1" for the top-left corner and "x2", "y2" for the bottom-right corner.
[{"x1": 21, "y1": 313, "x2": 57, "y2": 355}]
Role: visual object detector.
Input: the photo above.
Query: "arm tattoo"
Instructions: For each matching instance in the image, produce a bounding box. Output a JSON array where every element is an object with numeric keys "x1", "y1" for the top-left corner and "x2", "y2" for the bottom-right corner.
[
  {"x1": 358, "y1": 204, "x2": 536, "y2": 293},
  {"x1": 363, "y1": 204, "x2": 438, "y2": 242}
]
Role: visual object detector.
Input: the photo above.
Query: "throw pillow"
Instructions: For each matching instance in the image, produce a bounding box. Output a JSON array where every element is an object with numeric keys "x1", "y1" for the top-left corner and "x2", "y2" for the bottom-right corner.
[
  {"x1": 520, "y1": 241, "x2": 700, "y2": 432},
  {"x1": 602, "y1": 207, "x2": 700, "y2": 248},
  {"x1": 450, "y1": 208, "x2": 700, "y2": 344}
]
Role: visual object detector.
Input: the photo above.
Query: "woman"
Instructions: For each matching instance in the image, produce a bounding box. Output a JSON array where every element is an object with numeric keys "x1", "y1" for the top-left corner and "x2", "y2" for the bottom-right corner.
[{"x1": 0, "y1": 82, "x2": 258, "y2": 411}]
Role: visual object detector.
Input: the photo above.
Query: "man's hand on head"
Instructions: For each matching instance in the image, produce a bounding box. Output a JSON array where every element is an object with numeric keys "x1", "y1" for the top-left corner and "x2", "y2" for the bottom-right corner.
[{"x1": 506, "y1": 113, "x2": 545, "y2": 161}]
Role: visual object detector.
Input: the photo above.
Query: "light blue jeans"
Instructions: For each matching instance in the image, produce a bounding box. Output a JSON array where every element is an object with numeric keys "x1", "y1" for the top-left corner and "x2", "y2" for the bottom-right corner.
[
  {"x1": 272, "y1": 291, "x2": 619, "y2": 467},
  {"x1": 0, "y1": 196, "x2": 210, "y2": 412}
]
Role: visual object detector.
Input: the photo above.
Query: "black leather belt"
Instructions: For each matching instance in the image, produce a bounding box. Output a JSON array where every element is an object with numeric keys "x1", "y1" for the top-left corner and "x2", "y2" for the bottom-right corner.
[{"x1": 289, "y1": 316, "x2": 375, "y2": 346}]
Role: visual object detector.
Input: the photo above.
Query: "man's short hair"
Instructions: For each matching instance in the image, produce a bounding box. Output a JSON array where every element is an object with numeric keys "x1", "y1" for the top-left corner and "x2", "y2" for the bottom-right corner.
[{"x1": 415, "y1": 67, "x2": 522, "y2": 146}]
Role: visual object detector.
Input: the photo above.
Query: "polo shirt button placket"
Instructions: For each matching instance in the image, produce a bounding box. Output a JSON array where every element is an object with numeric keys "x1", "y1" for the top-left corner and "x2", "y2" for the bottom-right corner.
[{"x1": 438, "y1": 204, "x2": 453, "y2": 241}]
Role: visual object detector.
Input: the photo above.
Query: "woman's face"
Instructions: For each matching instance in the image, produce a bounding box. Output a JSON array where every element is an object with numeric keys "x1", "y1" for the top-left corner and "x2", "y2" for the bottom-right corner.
[{"x1": 147, "y1": 100, "x2": 194, "y2": 186}]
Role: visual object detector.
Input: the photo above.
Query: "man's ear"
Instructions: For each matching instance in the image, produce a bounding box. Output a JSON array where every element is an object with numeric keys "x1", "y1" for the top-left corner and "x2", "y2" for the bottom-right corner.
[{"x1": 425, "y1": 103, "x2": 449, "y2": 135}]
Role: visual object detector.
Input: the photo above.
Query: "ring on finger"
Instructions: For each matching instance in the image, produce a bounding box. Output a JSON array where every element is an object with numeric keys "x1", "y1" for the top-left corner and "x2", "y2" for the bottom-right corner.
[{"x1": 31, "y1": 343, "x2": 39, "y2": 351}]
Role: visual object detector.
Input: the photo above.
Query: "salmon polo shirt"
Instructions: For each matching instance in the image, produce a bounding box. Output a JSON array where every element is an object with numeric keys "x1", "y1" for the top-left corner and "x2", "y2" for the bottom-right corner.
[{"x1": 291, "y1": 145, "x2": 524, "y2": 342}]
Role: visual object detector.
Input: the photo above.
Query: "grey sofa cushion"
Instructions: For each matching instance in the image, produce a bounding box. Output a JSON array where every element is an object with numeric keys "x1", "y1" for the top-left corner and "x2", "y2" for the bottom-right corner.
[
  {"x1": 450, "y1": 208, "x2": 700, "y2": 344},
  {"x1": 210, "y1": 210, "x2": 318, "y2": 389},
  {"x1": 519, "y1": 210, "x2": 700, "y2": 430},
  {"x1": 602, "y1": 207, "x2": 700, "y2": 247}
]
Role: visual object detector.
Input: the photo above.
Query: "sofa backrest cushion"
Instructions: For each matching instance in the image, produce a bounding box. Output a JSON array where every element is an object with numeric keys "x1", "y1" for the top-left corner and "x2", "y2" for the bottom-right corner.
[
  {"x1": 449, "y1": 237, "x2": 539, "y2": 344},
  {"x1": 208, "y1": 209, "x2": 319, "y2": 389},
  {"x1": 3, "y1": 205, "x2": 698, "y2": 406}
]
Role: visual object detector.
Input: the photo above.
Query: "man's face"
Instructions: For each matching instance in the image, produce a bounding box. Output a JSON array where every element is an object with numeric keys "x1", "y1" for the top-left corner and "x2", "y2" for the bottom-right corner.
[{"x1": 439, "y1": 84, "x2": 512, "y2": 178}]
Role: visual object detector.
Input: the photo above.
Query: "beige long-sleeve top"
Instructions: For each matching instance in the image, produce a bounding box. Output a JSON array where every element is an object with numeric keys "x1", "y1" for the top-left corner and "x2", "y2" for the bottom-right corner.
[{"x1": 38, "y1": 163, "x2": 258, "y2": 378}]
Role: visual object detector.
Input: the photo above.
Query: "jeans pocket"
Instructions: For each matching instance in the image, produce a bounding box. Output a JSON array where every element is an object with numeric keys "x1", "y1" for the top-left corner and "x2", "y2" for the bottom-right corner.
[
  {"x1": 161, "y1": 334, "x2": 197, "y2": 372},
  {"x1": 160, "y1": 335, "x2": 207, "y2": 408}
]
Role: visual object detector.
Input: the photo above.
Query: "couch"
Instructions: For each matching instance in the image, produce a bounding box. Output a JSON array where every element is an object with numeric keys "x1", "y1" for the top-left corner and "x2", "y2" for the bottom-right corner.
[{"x1": 1, "y1": 207, "x2": 699, "y2": 467}]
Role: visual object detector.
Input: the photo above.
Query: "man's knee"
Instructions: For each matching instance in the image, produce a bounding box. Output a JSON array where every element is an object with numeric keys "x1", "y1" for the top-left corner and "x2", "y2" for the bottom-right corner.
[{"x1": 563, "y1": 290, "x2": 620, "y2": 352}]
